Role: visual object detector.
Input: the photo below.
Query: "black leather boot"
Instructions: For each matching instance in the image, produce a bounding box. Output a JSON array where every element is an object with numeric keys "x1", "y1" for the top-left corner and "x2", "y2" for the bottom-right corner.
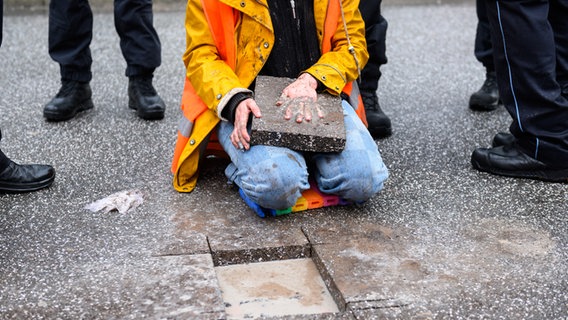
[
  {"x1": 471, "y1": 144, "x2": 568, "y2": 183},
  {"x1": 469, "y1": 71, "x2": 500, "y2": 111},
  {"x1": 361, "y1": 90, "x2": 392, "y2": 139},
  {"x1": 492, "y1": 132, "x2": 515, "y2": 147},
  {"x1": 43, "y1": 80, "x2": 93, "y2": 121},
  {"x1": 0, "y1": 159, "x2": 55, "y2": 193},
  {"x1": 128, "y1": 76, "x2": 165, "y2": 120}
]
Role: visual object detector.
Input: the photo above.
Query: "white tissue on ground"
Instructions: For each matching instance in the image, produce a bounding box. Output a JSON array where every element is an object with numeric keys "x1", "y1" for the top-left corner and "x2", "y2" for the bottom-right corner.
[{"x1": 84, "y1": 189, "x2": 144, "y2": 213}]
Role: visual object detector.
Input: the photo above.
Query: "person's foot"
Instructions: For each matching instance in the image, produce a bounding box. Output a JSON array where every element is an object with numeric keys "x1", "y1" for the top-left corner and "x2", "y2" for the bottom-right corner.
[
  {"x1": 43, "y1": 80, "x2": 94, "y2": 121},
  {"x1": 492, "y1": 132, "x2": 515, "y2": 147},
  {"x1": 0, "y1": 161, "x2": 55, "y2": 193},
  {"x1": 128, "y1": 76, "x2": 165, "y2": 120},
  {"x1": 471, "y1": 144, "x2": 568, "y2": 183},
  {"x1": 361, "y1": 90, "x2": 392, "y2": 139},
  {"x1": 469, "y1": 71, "x2": 500, "y2": 111}
]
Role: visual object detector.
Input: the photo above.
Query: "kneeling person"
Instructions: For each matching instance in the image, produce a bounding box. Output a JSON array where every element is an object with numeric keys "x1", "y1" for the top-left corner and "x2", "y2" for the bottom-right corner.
[{"x1": 171, "y1": 0, "x2": 389, "y2": 209}]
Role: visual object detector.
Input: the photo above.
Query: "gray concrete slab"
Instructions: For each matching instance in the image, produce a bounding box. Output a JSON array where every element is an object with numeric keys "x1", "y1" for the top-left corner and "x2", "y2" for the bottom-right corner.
[
  {"x1": 1, "y1": 3, "x2": 567, "y2": 319},
  {"x1": 1, "y1": 254, "x2": 227, "y2": 318},
  {"x1": 251, "y1": 76, "x2": 345, "y2": 153},
  {"x1": 216, "y1": 258, "x2": 339, "y2": 318}
]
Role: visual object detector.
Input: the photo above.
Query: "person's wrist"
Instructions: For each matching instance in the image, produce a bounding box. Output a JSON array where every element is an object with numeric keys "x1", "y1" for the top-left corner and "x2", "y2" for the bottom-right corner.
[{"x1": 298, "y1": 73, "x2": 318, "y2": 90}]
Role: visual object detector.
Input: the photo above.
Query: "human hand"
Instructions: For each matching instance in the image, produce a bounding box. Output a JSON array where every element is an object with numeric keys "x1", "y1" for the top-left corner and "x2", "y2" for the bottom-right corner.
[
  {"x1": 276, "y1": 73, "x2": 324, "y2": 123},
  {"x1": 230, "y1": 98, "x2": 262, "y2": 151},
  {"x1": 277, "y1": 96, "x2": 324, "y2": 123}
]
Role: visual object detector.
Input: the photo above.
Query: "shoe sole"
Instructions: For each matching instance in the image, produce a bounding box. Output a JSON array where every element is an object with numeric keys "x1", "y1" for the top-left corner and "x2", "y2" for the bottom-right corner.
[
  {"x1": 369, "y1": 126, "x2": 393, "y2": 139},
  {"x1": 0, "y1": 174, "x2": 55, "y2": 193},
  {"x1": 128, "y1": 99, "x2": 165, "y2": 120},
  {"x1": 471, "y1": 158, "x2": 568, "y2": 183},
  {"x1": 44, "y1": 99, "x2": 94, "y2": 122},
  {"x1": 469, "y1": 100, "x2": 501, "y2": 111}
]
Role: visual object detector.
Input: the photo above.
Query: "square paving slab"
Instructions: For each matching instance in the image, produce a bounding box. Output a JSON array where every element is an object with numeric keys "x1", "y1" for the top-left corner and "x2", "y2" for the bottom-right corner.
[{"x1": 215, "y1": 258, "x2": 339, "y2": 318}]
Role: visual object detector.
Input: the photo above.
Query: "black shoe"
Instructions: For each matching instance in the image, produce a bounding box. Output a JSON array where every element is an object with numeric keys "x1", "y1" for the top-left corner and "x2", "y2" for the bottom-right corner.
[
  {"x1": 492, "y1": 132, "x2": 515, "y2": 147},
  {"x1": 128, "y1": 76, "x2": 165, "y2": 120},
  {"x1": 471, "y1": 144, "x2": 568, "y2": 182},
  {"x1": 43, "y1": 80, "x2": 94, "y2": 121},
  {"x1": 0, "y1": 161, "x2": 55, "y2": 193},
  {"x1": 469, "y1": 72, "x2": 500, "y2": 111},
  {"x1": 361, "y1": 90, "x2": 392, "y2": 139}
]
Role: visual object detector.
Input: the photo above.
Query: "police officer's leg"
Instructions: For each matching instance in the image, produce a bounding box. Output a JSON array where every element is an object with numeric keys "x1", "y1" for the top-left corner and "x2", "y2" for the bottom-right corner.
[
  {"x1": 469, "y1": 0, "x2": 500, "y2": 111},
  {"x1": 0, "y1": 4, "x2": 56, "y2": 191},
  {"x1": 0, "y1": 150, "x2": 9, "y2": 174},
  {"x1": 473, "y1": 0, "x2": 493, "y2": 73},
  {"x1": 115, "y1": 0, "x2": 165, "y2": 120},
  {"x1": 44, "y1": 0, "x2": 94, "y2": 121},
  {"x1": 0, "y1": 131, "x2": 10, "y2": 172},
  {"x1": 550, "y1": 0, "x2": 568, "y2": 95},
  {"x1": 114, "y1": 0, "x2": 161, "y2": 77},
  {"x1": 1, "y1": 0, "x2": 3, "y2": 47},
  {"x1": 0, "y1": 131, "x2": 55, "y2": 193},
  {"x1": 359, "y1": 0, "x2": 387, "y2": 94},
  {"x1": 358, "y1": 0, "x2": 392, "y2": 139},
  {"x1": 472, "y1": 0, "x2": 568, "y2": 182},
  {"x1": 49, "y1": 0, "x2": 92, "y2": 82},
  {"x1": 0, "y1": 1, "x2": 6, "y2": 170}
]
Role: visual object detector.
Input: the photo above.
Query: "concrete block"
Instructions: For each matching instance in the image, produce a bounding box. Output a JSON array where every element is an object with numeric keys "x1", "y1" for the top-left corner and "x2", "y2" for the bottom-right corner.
[{"x1": 250, "y1": 76, "x2": 346, "y2": 153}]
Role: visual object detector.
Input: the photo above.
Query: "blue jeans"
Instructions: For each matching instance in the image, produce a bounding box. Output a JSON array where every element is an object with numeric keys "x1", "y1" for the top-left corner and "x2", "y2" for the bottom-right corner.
[{"x1": 218, "y1": 100, "x2": 389, "y2": 209}]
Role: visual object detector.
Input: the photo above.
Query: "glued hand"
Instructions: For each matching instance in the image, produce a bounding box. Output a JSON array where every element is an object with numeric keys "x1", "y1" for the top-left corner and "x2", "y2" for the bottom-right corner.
[
  {"x1": 277, "y1": 96, "x2": 324, "y2": 123},
  {"x1": 276, "y1": 73, "x2": 323, "y2": 123}
]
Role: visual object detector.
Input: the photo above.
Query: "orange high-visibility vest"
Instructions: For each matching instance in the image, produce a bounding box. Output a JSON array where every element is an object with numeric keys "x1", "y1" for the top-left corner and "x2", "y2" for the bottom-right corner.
[{"x1": 172, "y1": 0, "x2": 367, "y2": 192}]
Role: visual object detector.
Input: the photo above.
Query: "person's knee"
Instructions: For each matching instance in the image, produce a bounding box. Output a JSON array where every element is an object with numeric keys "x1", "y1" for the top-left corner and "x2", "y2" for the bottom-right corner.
[
  {"x1": 319, "y1": 156, "x2": 388, "y2": 202},
  {"x1": 347, "y1": 162, "x2": 388, "y2": 201},
  {"x1": 359, "y1": 172, "x2": 387, "y2": 201},
  {"x1": 240, "y1": 161, "x2": 307, "y2": 210}
]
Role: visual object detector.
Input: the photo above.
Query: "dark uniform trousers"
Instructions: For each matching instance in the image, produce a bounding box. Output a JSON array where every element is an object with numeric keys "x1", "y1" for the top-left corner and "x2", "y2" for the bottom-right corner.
[
  {"x1": 0, "y1": 0, "x2": 2, "y2": 47},
  {"x1": 474, "y1": 0, "x2": 493, "y2": 73},
  {"x1": 0, "y1": 130, "x2": 8, "y2": 172},
  {"x1": 358, "y1": 0, "x2": 387, "y2": 93},
  {"x1": 485, "y1": 0, "x2": 568, "y2": 165},
  {"x1": 0, "y1": 0, "x2": 11, "y2": 171},
  {"x1": 48, "y1": 0, "x2": 161, "y2": 83}
]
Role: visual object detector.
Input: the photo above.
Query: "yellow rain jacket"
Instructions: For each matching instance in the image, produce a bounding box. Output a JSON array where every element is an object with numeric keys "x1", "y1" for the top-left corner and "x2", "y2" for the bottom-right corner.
[{"x1": 172, "y1": 0, "x2": 369, "y2": 192}]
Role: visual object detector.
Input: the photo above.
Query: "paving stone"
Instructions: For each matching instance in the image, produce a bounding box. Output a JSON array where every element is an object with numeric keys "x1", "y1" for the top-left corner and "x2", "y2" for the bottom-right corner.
[
  {"x1": 1, "y1": 255, "x2": 226, "y2": 319},
  {"x1": 348, "y1": 301, "x2": 434, "y2": 320},
  {"x1": 250, "y1": 76, "x2": 345, "y2": 153},
  {"x1": 215, "y1": 258, "x2": 339, "y2": 318},
  {"x1": 302, "y1": 219, "x2": 397, "y2": 246},
  {"x1": 309, "y1": 217, "x2": 568, "y2": 318},
  {"x1": 169, "y1": 183, "x2": 312, "y2": 266},
  {"x1": 272, "y1": 313, "x2": 356, "y2": 320},
  {"x1": 154, "y1": 230, "x2": 210, "y2": 256},
  {"x1": 207, "y1": 226, "x2": 311, "y2": 266}
]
